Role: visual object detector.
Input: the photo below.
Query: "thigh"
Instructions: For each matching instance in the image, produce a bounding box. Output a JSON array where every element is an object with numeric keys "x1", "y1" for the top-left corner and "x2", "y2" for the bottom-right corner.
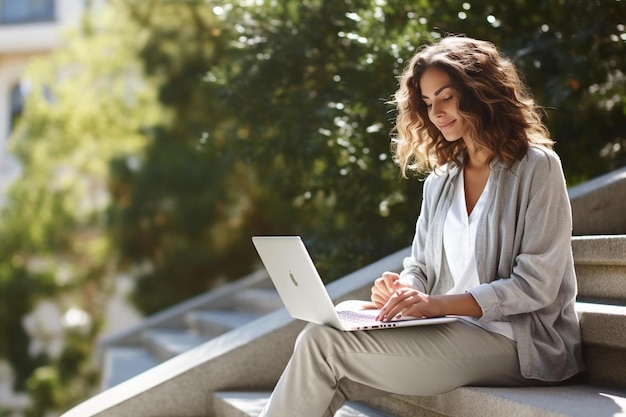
[{"x1": 298, "y1": 320, "x2": 525, "y2": 397}]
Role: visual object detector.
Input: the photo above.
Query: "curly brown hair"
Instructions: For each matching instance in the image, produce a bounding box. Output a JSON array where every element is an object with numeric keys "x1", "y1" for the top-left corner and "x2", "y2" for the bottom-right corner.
[{"x1": 391, "y1": 35, "x2": 553, "y2": 176}]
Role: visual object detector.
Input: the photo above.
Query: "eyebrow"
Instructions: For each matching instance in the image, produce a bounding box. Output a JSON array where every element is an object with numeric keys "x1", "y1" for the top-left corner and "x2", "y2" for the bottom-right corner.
[{"x1": 421, "y1": 84, "x2": 451, "y2": 100}]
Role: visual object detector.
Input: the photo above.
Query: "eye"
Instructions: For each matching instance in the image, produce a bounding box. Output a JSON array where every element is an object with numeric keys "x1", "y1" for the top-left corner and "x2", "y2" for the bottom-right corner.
[{"x1": 443, "y1": 95, "x2": 453, "y2": 101}]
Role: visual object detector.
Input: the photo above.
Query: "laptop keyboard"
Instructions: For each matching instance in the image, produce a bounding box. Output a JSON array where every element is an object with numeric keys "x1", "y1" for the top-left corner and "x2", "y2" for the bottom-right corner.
[{"x1": 337, "y1": 310, "x2": 380, "y2": 324}]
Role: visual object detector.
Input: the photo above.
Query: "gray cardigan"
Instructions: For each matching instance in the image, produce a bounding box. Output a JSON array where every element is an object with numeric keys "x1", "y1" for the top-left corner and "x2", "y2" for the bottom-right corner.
[{"x1": 399, "y1": 145, "x2": 585, "y2": 382}]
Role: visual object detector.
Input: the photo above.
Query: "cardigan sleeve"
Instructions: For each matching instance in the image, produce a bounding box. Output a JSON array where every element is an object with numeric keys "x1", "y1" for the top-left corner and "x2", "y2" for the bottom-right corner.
[
  {"x1": 399, "y1": 177, "x2": 433, "y2": 293},
  {"x1": 469, "y1": 149, "x2": 574, "y2": 322}
]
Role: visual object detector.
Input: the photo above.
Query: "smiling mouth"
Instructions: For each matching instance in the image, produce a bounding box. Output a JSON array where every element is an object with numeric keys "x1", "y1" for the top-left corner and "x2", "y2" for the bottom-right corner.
[{"x1": 438, "y1": 120, "x2": 455, "y2": 130}]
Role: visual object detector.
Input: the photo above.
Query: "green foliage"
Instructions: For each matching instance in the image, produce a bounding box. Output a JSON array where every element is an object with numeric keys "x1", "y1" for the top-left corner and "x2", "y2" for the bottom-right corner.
[
  {"x1": 106, "y1": 0, "x2": 250, "y2": 314},
  {"x1": 107, "y1": 0, "x2": 432, "y2": 316},
  {"x1": 23, "y1": 330, "x2": 99, "y2": 416},
  {"x1": 24, "y1": 366, "x2": 60, "y2": 417},
  {"x1": 201, "y1": 0, "x2": 431, "y2": 277},
  {"x1": 0, "y1": 267, "x2": 44, "y2": 389}
]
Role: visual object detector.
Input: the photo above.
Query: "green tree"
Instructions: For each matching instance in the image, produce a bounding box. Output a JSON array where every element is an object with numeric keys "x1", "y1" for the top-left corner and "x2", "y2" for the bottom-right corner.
[
  {"x1": 109, "y1": 0, "x2": 433, "y2": 315},
  {"x1": 203, "y1": 0, "x2": 431, "y2": 277},
  {"x1": 106, "y1": 0, "x2": 253, "y2": 314}
]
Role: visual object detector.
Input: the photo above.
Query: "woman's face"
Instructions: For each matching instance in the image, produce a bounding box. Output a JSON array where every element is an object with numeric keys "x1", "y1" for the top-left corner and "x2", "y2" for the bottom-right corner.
[{"x1": 419, "y1": 66, "x2": 466, "y2": 142}]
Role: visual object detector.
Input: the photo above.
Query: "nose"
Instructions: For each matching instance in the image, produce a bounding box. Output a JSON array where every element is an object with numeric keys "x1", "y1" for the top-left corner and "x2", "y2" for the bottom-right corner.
[{"x1": 430, "y1": 101, "x2": 443, "y2": 117}]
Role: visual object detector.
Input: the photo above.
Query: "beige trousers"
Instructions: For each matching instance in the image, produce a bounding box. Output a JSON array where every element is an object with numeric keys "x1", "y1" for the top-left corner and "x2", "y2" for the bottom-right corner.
[{"x1": 259, "y1": 320, "x2": 529, "y2": 417}]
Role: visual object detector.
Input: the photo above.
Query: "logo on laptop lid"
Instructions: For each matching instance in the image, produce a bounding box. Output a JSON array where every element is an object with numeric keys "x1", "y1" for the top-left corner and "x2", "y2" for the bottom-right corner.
[{"x1": 289, "y1": 270, "x2": 299, "y2": 286}]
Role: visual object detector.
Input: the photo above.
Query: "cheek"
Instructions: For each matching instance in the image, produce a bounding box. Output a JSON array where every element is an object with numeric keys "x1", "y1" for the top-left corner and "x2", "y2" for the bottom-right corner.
[
  {"x1": 457, "y1": 116, "x2": 467, "y2": 131},
  {"x1": 426, "y1": 109, "x2": 435, "y2": 124}
]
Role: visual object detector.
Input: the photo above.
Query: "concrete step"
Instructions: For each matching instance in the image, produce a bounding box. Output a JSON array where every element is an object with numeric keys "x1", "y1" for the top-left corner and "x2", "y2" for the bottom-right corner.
[
  {"x1": 185, "y1": 309, "x2": 261, "y2": 338},
  {"x1": 577, "y1": 302, "x2": 626, "y2": 350},
  {"x1": 142, "y1": 329, "x2": 209, "y2": 362},
  {"x1": 214, "y1": 384, "x2": 626, "y2": 417},
  {"x1": 212, "y1": 392, "x2": 395, "y2": 417},
  {"x1": 572, "y1": 235, "x2": 626, "y2": 266},
  {"x1": 364, "y1": 385, "x2": 626, "y2": 417},
  {"x1": 569, "y1": 165, "x2": 626, "y2": 235},
  {"x1": 96, "y1": 272, "x2": 281, "y2": 390},
  {"x1": 100, "y1": 347, "x2": 158, "y2": 390},
  {"x1": 577, "y1": 302, "x2": 626, "y2": 387},
  {"x1": 573, "y1": 235, "x2": 626, "y2": 303},
  {"x1": 232, "y1": 288, "x2": 283, "y2": 315}
]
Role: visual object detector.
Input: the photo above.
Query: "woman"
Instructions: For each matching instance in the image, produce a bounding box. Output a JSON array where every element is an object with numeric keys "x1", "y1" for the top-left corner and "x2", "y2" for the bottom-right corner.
[{"x1": 259, "y1": 35, "x2": 584, "y2": 417}]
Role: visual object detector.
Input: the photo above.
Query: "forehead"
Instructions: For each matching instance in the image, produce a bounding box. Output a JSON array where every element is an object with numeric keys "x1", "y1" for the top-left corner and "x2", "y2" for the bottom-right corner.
[{"x1": 419, "y1": 67, "x2": 452, "y2": 97}]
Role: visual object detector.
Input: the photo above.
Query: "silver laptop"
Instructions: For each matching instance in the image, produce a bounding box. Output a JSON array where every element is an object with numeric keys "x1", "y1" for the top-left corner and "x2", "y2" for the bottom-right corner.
[{"x1": 252, "y1": 236, "x2": 457, "y2": 331}]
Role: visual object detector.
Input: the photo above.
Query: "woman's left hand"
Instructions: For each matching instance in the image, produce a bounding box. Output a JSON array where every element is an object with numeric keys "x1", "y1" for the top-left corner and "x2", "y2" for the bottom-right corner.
[
  {"x1": 371, "y1": 271, "x2": 404, "y2": 308},
  {"x1": 375, "y1": 287, "x2": 444, "y2": 321}
]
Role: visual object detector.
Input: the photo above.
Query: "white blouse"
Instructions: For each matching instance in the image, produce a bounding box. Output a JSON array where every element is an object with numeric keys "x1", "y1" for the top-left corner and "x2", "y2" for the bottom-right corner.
[{"x1": 443, "y1": 171, "x2": 515, "y2": 340}]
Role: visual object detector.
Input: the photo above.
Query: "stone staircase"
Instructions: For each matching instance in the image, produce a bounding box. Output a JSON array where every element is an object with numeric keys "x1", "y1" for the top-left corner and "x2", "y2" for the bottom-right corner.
[
  {"x1": 98, "y1": 269, "x2": 282, "y2": 390},
  {"x1": 61, "y1": 166, "x2": 626, "y2": 417}
]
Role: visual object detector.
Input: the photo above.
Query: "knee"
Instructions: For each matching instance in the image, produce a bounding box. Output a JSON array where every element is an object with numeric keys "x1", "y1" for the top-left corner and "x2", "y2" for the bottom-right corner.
[{"x1": 294, "y1": 324, "x2": 340, "y2": 357}]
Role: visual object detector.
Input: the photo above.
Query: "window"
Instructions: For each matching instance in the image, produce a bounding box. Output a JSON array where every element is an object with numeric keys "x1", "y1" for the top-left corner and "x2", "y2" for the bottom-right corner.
[
  {"x1": 9, "y1": 81, "x2": 25, "y2": 134},
  {"x1": 0, "y1": 0, "x2": 55, "y2": 24}
]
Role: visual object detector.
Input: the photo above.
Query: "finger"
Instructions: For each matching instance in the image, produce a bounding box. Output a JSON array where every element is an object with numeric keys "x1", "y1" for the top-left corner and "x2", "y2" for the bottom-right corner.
[
  {"x1": 371, "y1": 283, "x2": 388, "y2": 301},
  {"x1": 372, "y1": 278, "x2": 388, "y2": 294},
  {"x1": 382, "y1": 292, "x2": 406, "y2": 320},
  {"x1": 371, "y1": 291, "x2": 384, "y2": 302},
  {"x1": 370, "y1": 284, "x2": 379, "y2": 298},
  {"x1": 372, "y1": 276, "x2": 397, "y2": 301},
  {"x1": 383, "y1": 289, "x2": 420, "y2": 321},
  {"x1": 377, "y1": 289, "x2": 408, "y2": 321},
  {"x1": 375, "y1": 297, "x2": 392, "y2": 321},
  {"x1": 381, "y1": 271, "x2": 400, "y2": 293},
  {"x1": 371, "y1": 293, "x2": 385, "y2": 308}
]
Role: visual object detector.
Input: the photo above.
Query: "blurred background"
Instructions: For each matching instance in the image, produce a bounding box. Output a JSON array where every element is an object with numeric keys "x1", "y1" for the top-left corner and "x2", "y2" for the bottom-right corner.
[{"x1": 0, "y1": 0, "x2": 624, "y2": 415}]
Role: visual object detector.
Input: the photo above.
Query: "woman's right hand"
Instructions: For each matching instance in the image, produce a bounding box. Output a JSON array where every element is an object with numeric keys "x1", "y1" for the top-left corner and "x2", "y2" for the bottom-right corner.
[{"x1": 370, "y1": 271, "x2": 405, "y2": 308}]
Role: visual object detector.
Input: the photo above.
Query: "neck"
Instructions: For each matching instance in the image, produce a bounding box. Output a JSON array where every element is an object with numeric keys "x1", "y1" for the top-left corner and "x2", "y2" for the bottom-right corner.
[
  {"x1": 463, "y1": 138, "x2": 491, "y2": 169},
  {"x1": 465, "y1": 153, "x2": 489, "y2": 170}
]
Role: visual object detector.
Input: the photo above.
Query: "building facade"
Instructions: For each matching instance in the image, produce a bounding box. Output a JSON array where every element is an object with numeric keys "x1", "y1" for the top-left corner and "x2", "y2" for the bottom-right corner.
[{"x1": 0, "y1": 0, "x2": 85, "y2": 199}]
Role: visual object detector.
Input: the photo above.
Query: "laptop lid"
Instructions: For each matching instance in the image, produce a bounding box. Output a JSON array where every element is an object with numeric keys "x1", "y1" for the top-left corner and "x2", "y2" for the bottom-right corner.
[{"x1": 252, "y1": 236, "x2": 344, "y2": 329}]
